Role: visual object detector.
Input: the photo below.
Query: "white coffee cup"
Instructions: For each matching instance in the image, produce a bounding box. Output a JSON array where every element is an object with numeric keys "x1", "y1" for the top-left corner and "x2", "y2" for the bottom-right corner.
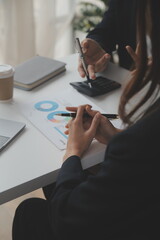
[{"x1": 0, "y1": 64, "x2": 15, "y2": 101}]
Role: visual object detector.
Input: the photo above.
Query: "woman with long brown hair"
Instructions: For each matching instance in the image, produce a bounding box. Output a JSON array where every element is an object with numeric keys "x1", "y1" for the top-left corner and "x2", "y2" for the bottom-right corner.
[{"x1": 13, "y1": 1, "x2": 160, "y2": 239}]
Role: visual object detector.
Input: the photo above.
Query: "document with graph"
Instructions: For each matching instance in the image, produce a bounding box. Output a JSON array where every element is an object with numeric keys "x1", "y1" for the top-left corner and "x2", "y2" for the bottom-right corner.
[{"x1": 17, "y1": 88, "x2": 122, "y2": 150}]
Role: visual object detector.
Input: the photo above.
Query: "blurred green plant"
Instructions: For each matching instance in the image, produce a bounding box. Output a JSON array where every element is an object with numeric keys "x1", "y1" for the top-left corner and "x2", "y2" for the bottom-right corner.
[{"x1": 73, "y1": 0, "x2": 109, "y2": 33}]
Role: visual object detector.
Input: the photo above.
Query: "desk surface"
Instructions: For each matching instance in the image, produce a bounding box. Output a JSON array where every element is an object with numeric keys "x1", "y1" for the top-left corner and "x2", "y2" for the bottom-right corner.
[{"x1": 0, "y1": 54, "x2": 130, "y2": 205}]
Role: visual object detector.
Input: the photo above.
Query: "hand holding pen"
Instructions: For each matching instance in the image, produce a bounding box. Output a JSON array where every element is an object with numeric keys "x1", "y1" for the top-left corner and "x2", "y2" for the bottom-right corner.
[
  {"x1": 63, "y1": 105, "x2": 121, "y2": 148},
  {"x1": 77, "y1": 38, "x2": 111, "y2": 80},
  {"x1": 75, "y1": 38, "x2": 92, "y2": 88}
]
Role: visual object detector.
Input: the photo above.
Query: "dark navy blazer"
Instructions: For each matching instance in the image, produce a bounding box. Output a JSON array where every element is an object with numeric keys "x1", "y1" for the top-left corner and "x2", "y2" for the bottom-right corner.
[{"x1": 49, "y1": 100, "x2": 160, "y2": 240}]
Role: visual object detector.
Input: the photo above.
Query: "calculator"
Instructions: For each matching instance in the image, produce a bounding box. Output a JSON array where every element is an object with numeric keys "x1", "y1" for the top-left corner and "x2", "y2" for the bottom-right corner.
[{"x1": 70, "y1": 76, "x2": 121, "y2": 97}]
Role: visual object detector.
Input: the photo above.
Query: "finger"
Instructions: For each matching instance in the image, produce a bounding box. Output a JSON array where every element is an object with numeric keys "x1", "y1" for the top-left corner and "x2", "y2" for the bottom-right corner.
[
  {"x1": 66, "y1": 105, "x2": 92, "y2": 113},
  {"x1": 87, "y1": 64, "x2": 96, "y2": 79},
  {"x1": 85, "y1": 105, "x2": 92, "y2": 112},
  {"x1": 65, "y1": 123, "x2": 69, "y2": 129},
  {"x1": 81, "y1": 39, "x2": 89, "y2": 53},
  {"x1": 66, "y1": 106, "x2": 78, "y2": 112},
  {"x1": 68, "y1": 118, "x2": 73, "y2": 128},
  {"x1": 126, "y1": 45, "x2": 137, "y2": 62},
  {"x1": 75, "y1": 105, "x2": 86, "y2": 123},
  {"x1": 78, "y1": 58, "x2": 86, "y2": 78},
  {"x1": 95, "y1": 54, "x2": 110, "y2": 72},
  {"x1": 64, "y1": 130, "x2": 69, "y2": 135},
  {"x1": 88, "y1": 112, "x2": 101, "y2": 135},
  {"x1": 86, "y1": 105, "x2": 98, "y2": 117}
]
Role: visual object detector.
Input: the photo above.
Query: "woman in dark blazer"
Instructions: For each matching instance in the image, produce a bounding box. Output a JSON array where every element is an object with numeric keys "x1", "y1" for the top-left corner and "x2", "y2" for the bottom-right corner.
[{"x1": 13, "y1": 1, "x2": 160, "y2": 239}]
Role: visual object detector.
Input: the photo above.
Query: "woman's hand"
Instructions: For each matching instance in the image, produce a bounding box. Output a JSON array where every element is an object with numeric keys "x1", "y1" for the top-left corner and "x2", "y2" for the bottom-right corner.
[
  {"x1": 78, "y1": 38, "x2": 111, "y2": 80},
  {"x1": 126, "y1": 43, "x2": 152, "y2": 76},
  {"x1": 64, "y1": 105, "x2": 120, "y2": 155},
  {"x1": 63, "y1": 105, "x2": 101, "y2": 161},
  {"x1": 85, "y1": 105, "x2": 121, "y2": 144},
  {"x1": 126, "y1": 43, "x2": 140, "y2": 76}
]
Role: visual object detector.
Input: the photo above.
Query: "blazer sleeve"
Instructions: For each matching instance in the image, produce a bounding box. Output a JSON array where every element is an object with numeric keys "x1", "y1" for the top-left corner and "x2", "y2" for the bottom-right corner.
[{"x1": 86, "y1": 0, "x2": 118, "y2": 54}]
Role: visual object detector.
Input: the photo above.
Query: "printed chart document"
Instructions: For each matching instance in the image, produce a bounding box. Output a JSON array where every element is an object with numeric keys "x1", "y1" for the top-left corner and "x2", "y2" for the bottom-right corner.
[
  {"x1": 17, "y1": 88, "x2": 123, "y2": 167},
  {"x1": 17, "y1": 88, "x2": 122, "y2": 167}
]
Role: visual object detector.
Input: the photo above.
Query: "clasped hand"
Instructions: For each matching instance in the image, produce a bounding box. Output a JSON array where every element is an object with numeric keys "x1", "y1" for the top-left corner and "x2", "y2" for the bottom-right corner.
[{"x1": 63, "y1": 105, "x2": 120, "y2": 161}]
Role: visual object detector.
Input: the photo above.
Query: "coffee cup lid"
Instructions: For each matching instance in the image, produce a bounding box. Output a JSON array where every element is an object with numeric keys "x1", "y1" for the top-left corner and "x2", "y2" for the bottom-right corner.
[{"x1": 0, "y1": 64, "x2": 14, "y2": 78}]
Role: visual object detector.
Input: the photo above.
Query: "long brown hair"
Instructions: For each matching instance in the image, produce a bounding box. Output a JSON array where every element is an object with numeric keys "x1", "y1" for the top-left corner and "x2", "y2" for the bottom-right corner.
[{"x1": 119, "y1": 0, "x2": 160, "y2": 125}]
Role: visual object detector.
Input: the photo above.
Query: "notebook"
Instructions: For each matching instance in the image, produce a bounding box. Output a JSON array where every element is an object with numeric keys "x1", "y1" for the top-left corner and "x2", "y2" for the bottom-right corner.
[
  {"x1": 0, "y1": 118, "x2": 26, "y2": 152},
  {"x1": 14, "y1": 55, "x2": 66, "y2": 91}
]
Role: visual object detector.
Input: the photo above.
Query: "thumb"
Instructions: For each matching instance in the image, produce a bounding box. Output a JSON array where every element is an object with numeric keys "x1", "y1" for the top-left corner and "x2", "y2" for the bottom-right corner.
[
  {"x1": 88, "y1": 112, "x2": 101, "y2": 136},
  {"x1": 81, "y1": 39, "x2": 89, "y2": 52}
]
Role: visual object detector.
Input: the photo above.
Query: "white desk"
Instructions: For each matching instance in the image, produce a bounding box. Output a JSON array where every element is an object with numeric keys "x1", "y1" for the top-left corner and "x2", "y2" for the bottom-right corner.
[{"x1": 0, "y1": 54, "x2": 130, "y2": 205}]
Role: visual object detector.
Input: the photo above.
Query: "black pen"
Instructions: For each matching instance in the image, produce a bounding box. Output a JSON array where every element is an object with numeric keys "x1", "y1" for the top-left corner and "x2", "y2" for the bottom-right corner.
[
  {"x1": 55, "y1": 113, "x2": 119, "y2": 119},
  {"x1": 75, "y1": 37, "x2": 92, "y2": 88}
]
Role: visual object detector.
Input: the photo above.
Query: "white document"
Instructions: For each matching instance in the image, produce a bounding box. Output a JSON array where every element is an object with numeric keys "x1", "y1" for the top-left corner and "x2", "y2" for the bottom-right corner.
[{"x1": 17, "y1": 88, "x2": 122, "y2": 151}]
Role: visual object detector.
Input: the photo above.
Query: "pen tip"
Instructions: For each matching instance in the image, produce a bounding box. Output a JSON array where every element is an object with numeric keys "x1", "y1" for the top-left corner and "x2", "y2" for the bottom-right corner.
[
  {"x1": 55, "y1": 113, "x2": 61, "y2": 116},
  {"x1": 88, "y1": 82, "x2": 92, "y2": 88}
]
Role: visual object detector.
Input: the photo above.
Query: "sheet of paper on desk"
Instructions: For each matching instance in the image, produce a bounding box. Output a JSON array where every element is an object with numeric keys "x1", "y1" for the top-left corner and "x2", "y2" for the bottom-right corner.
[{"x1": 17, "y1": 88, "x2": 123, "y2": 151}]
